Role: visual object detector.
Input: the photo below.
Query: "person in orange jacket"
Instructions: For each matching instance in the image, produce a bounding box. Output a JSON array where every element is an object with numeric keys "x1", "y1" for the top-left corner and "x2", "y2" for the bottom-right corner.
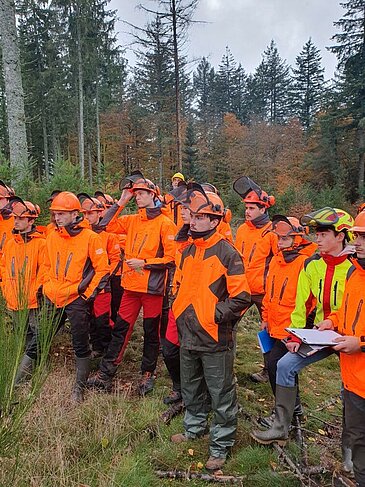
[
  {"x1": 233, "y1": 176, "x2": 277, "y2": 383},
  {"x1": 0, "y1": 197, "x2": 46, "y2": 383},
  {"x1": 42, "y1": 191, "x2": 110, "y2": 402},
  {"x1": 316, "y1": 211, "x2": 365, "y2": 486},
  {"x1": 258, "y1": 215, "x2": 317, "y2": 427},
  {"x1": 0, "y1": 180, "x2": 16, "y2": 257},
  {"x1": 170, "y1": 185, "x2": 251, "y2": 471},
  {"x1": 88, "y1": 174, "x2": 177, "y2": 395},
  {"x1": 94, "y1": 191, "x2": 125, "y2": 324},
  {"x1": 78, "y1": 194, "x2": 121, "y2": 357}
]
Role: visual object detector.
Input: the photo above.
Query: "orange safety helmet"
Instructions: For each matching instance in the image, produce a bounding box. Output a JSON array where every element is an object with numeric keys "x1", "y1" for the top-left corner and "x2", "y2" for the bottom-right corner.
[
  {"x1": 131, "y1": 177, "x2": 158, "y2": 195},
  {"x1": 49, "y1": 191, "x2": 81, "y2": 212},
  {"x1": 0, "y1": 180, "x2": 15, "y2": 199},
  {"x1": 94, "y1": 191, "x2": 114, "y2": 207},
  {"x1": 186, "y1": 186, "x2": 224, "y2": 217},
  {"x1": 357, "y1": 202, "x2": 365, "y2": 214},
  {"x1": 233, "y1": 176, "x2": 275, "y2": 208},
  {"x1": 350, "y1": 212, "x2": 365, "y2": 233},
  {"x1": 9, "y1": 197, "x2": 40, "y2": 218},
  {"x1": 271, "y1": 215, "x2": 308, "y2": 237},
  {"x1": 78, "y1": 193, "x2": 105, "y2": 212}
]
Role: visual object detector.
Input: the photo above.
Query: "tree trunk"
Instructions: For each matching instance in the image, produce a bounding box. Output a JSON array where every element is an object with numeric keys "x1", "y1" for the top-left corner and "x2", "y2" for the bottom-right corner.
[
  {"x1": 0, "y1": 0, "x2": 28, "y2": 181},
  {"x1": 42, "y1": 114, "x2": 49, "y2": 181},
  {"x1": 358, "y1": 118, "x2": 365, "y2": 196},
  {"x1": 87, "y1": 142, "x2": 92, "y2": 185},
  {"x1": 76, "y1": 5, "x2": 85, "y2": 179},
  {"x1": 96, "y1": 81, "x2": 101, "y2": 182},
  {"x1": 171, "y1": 0, "x2": 182, "y2": 171}
]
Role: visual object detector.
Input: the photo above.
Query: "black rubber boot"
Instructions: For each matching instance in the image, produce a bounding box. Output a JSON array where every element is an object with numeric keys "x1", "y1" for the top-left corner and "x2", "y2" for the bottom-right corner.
[
  {"x1": 251, "y1": 385, "x2": 297, "y2": 446},
  {"x1": 15, "y1": 354, "x2": 34, "y2": 384},
  {"x1": 71, "y1": 357, "x2": 91, "y2": 403}
]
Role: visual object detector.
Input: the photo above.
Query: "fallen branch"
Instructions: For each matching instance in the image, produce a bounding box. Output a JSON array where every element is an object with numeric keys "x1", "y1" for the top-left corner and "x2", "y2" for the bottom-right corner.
[
  {"x1": 314, "y1": 396, "x2": 340, "y2": 412},
  {"x1": 155, "y1": 470, "x2": 247, "y2": 484},
  {"x1": 306, "y1": 413, "x2": 341, "y2": 430}
]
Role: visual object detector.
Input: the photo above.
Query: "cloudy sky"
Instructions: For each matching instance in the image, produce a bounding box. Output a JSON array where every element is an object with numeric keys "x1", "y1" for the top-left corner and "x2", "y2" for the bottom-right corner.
[{"x1": 109, "y1": 0, "x2": 345, "y2": 79}]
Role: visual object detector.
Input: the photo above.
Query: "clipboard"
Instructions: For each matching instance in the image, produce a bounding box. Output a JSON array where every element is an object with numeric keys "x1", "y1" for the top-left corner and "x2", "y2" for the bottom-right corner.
[{"x1": 285, "y1": 328, "x2": 342, "y2": 346}]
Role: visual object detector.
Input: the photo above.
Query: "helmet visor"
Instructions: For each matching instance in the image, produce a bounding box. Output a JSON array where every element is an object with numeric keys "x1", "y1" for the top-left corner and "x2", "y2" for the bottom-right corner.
[
  {"x1": 300, "y1": 207, "x2": 339, "y2": 228},
  {"x1": 119, "y1": 170, "x2": 145, "y2": 191},
  {"x1": 233, "y1": 176, "x2": 262, "y2": 200}
]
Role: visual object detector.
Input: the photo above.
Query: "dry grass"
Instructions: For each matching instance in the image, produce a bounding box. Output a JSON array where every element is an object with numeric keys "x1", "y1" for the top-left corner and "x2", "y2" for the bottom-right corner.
[{"x1": 0, "y1": 313, "x2": 344, "y2": 487}]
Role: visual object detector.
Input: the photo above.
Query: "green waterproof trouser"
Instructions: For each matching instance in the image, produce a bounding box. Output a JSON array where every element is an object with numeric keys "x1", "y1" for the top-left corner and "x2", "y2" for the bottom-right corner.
[{"x1": 180, "y1": 347, "x2": 238, "y2": 458}]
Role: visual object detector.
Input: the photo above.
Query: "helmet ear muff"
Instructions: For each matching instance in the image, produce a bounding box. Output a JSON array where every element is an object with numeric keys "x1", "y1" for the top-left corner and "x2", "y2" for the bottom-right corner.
[{"x1": 268, "y1": 195, "x2": 275, "y2": 207}]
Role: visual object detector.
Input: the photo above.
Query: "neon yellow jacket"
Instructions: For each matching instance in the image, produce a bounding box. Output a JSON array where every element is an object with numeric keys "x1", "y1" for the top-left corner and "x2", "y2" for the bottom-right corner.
[{"x1": 290, "y1": 252, "x2": 353, "y2": 328}]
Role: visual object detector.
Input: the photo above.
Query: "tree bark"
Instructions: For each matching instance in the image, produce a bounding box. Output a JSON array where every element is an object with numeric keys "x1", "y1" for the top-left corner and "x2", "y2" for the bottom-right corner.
[
  {"x1": 358, "y1": 118, "x2": 365, "y2": 196},
  {"x1": 171, "y1": 0, "x2": 182, "y2": 171},
  {"x1": 0, "y1": 0, "x2": 28, "y2": 180},
  {"x1": 76, "y1": 4, "x2": 85, "y2": 179}
]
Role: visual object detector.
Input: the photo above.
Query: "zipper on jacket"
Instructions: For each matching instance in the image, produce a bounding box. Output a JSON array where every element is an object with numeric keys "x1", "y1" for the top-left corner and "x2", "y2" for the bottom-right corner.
[
  {"x1": 318, "y1": 278, "x2": 323, "y2": 304},
  {"x1": 56, "y1": 252, "x2": 60, "y2": 279},
  {"x1": 64, "y1": 252, "x2": 73, "y2": 278},
  {"x1": 279, "y1": 277, "x2": 289, "y2": 303},
  {"x1": 270, "y1": 275, "x2": 275, "y2": 300},
  {"x1": 137, "y1": 234, "x2": 148, "y2": 256},
  {"x1": 333, "y1": 281, "x2": 338, "y2": 307},
  {"x1": 248, "y1": 243, "x2": 256, "y2": 264},
  {"x1": 344, "y1": 294, "x2": 349, "y2": 331},
  {"x1": 351, "y1": 299, "x2": 363, "y2": 333},
  {"x1": 11, "y1": 257, "x2": 15, "y2": 278}
]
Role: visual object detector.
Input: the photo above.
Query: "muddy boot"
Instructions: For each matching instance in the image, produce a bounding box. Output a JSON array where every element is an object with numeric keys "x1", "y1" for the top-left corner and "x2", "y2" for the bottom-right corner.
[
  {"x1": 161, "y1": 399, "x2": 185, "y2": 424},
  {"x1": 163, "y1": 390, "x2": 182, "y2": 405},
  {"x1": 341, "y1": 445, "x2": 354, "y2": 476},
  {"x1": 87, "y1": 370, "x2": 113, "y2": 392},
  {"x1": 137, "y1": 371, "x2": 155, "y2": 396},
  {"x1": 205, "y1": 456, "x2": 226, "y2": 471},
  {"x1": 71, "y1": 357, "x2": 91, "y2": 403},
  {"x1": 258, "y1": 410, "x2": 275, "y2": 429},
  {"x1": 15, "y1": 354, "x2": 34, "y2": 384},
  {"x1": 250, "y1": 367, "x2": 269, "y2": 383},
  {"x1": 251, "y1": 385, "x2": 297, "y2": 446}
]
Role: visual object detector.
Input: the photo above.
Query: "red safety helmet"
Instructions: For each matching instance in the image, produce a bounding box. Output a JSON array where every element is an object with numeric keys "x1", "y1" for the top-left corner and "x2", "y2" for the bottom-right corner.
[{"x1": 49, "y1": 191, "x2": 81, "y2": 212}]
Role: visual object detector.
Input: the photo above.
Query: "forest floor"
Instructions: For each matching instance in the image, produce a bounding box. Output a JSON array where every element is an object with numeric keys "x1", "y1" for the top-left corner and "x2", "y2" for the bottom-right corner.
[{"x1": 1, "y1": 308, "x2": 345, "y2": 487}]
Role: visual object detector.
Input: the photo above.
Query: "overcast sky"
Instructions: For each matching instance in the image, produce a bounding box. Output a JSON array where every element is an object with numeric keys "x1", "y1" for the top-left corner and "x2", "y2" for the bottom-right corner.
[{"x1": 109, "y1": 0, "x2": 345, "y2": 79}]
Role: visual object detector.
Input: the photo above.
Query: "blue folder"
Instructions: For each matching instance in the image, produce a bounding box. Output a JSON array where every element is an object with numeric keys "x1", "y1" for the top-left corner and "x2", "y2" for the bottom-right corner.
[{"x1": 257, "y1": 328, "x2": 275, "y2": 353}]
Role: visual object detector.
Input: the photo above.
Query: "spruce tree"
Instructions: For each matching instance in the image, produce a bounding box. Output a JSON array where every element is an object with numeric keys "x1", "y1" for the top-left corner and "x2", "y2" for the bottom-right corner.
[{"x1": 291, "y1": 38, "x2": 325, "y2": 130}]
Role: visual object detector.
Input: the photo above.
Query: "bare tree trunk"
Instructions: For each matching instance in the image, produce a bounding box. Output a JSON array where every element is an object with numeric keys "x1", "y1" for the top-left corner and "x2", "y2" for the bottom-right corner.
[
  {"x1": 0, "y1": 0, "x2": 28, "y2": 180},
  {"x1": 87, "y1": 142, "x2": 92, "y2": 185},
  {"x1": 42, "y1": 114, "x2": 49, "y2": 181},
  {"x1": 96, "y1": 81, "x2": 101, "y2": 182},
  {"x1": 171, "y1": 0, "x2": 182, "y2": 171},
  {"x1": 358, "y1": 118, "x2": 365, "y2": 196},
  {"x1": 76, "y1": 5, "x2": 85, "y2": 179}
]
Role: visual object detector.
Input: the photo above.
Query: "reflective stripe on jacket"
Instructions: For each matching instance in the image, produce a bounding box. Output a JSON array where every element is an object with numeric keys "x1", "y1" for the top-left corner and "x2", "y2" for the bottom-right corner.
[
  {"x1": 0, "y1": 229, "x2": 46, "y2": 310},
  {"x1": 234, "y1": 221, "x2": 277, "y2": 295},
  {"x1": 262, "y1": 241, "x2": 317, "y2": 339},
  {"x1": 290, "y1": 252, "x2": 353, "y2": 327},
  {"x1": 43, "y1": 219, "x2": 109, "y2": 307},
  {"x1": 173, "y1": 230, "x2": 251, "y2": 352},
  {"x1": 328, "y1": 259, "x2": 365, "y2": 399}
]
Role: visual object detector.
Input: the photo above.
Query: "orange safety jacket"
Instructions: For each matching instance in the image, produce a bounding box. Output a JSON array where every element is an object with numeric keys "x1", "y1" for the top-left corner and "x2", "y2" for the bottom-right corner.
[
  {"x1": 173, "y1": 230, "x2": 251, "y2": 352},
  {"x1": 262, "y1": 241, "x2": 317, "y2": 339},
  {"x1": 218, "y1": 220, "x2": 233, "y2": 243},
  {"x1": 43, "y1": 217, "x2": 110, "y2": 307},
  {"x1": 0, "y1": 212, "x2": 15, "y2": 258},
  {"x1": 328, "y1": 258, "x2": 365, "y2": 399},
  {"x1": 104, "y1": 204, "x2": 177, "y2": 295},
  {"x1": 91, "y1": 225, "x2": 121, "y2": 275},
  {"x1": 0, "y1": 228, "x2": 46, "y2": 310},
  {"x1": 235, "y1": 220, "x2": 277, "y2": 295},
  {"x1": 163, "y1": 193, "x2": 184, "y2": 228}
]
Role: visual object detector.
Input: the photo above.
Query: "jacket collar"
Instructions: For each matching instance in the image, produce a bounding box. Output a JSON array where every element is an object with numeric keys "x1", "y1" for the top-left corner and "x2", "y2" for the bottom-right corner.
[
  {"x1": 138, "y1": 207, "x2": 162, "y2": 220},
  {"x1": 191, "y1": 229, "x2": 222, "y2": 248},
  {"x1": 12, "y1": 225, "x2": 42, "y2": 243},
  {"x1": 56, "y1": 215, "x2": 88, "y2": 237},
  {"x1": 247, "y1": 213, "x2": 270, "y2": 229}
]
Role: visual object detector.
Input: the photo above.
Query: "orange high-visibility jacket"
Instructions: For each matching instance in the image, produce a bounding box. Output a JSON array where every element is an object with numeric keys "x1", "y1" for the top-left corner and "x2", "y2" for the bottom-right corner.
[
  {"x1": 93, "y1": 228, "x2": 121, "y2": 274},
  {"x1": 235, "y1": 220, "x2": 277, "y2": 295},
  {"x1": 173, "y1": 231, "x2": 251, "y2": 352},
  {"x1": 262, "y1": 241, "x2": 317, "y2": 339},
  {"x1": 105, "y1": 204, "x2": 177, "y2": 295},
  {"x1": 218, "y1": 220, "x2": 233, "y2": 243},
  {"x1": 0, "y1": 214, "x2": 15, "y2": 258},
  {"x1": 163, "y1": 193, "x2": 184, "y2": 228},
  {"x1": 43, "y1": 218, "x2": 109, "y2": 307},
  {"x1": 328, "y1": 259, "x2": 365, "y2": 399},
  {"x1": 0, "y1": 229, "x2": 46, "y2": 310}
]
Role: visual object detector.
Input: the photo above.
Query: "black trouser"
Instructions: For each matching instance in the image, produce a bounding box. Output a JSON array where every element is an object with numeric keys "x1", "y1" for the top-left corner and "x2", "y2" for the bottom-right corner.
[
  {"x1": 110, "y1": 275, "x2": 124, "y2": 325},
  {"x1": 161, "y1": 337, "x2": 181, "y2": 392},
  {"x1": 27, "y1": 297, "x2": 91, "y2": 360},
  {"x1": 343, "y1": 389, "x2": 365, "y2": 486}
]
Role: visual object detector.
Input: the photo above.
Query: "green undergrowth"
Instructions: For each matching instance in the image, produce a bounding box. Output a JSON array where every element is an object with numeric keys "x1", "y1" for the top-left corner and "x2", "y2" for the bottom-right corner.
[{"x1": 0, "y1": 309, "x2": 343, "y2": 487}]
